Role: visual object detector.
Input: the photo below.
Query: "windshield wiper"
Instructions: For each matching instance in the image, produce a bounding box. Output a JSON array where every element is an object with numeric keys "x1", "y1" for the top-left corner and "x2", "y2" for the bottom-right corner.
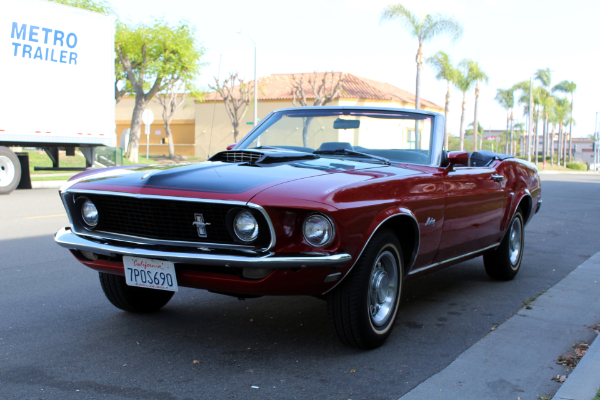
[{"x1": 313, "y1": 149, "x2": 390, "y2": 165}]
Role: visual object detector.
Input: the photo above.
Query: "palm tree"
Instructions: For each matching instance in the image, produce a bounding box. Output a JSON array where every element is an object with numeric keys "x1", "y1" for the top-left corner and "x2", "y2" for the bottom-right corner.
[
  {"x1": 514, "y1": 81, "x2": 544, "y2": 164},
  {"x1": 453, "y1": 61, "x2": 475, "y2": 151},
  {"x1": 427, "y1": 51, "x2": 457, "y2": 149},
  {"x1": 553, "y1": 97, "x2": 571, "y2": 166},
  {"x1": 381, "y1": 4, "x2": 462, "y2": 109},
  {"x1": 534, "y1": 68, "x2": 553, "y2": 168},
  {"x1": 538, "y1": 89, "x2": 556, "y2": 167},
  {"x1": 465, "y1": 60, "x2": 488, "y2": 151},
  {"x1": 495, "y1": 88, "x2": 515, "y2": 154},
  {"x1": 553, "y1": 80, "x2": 576, "y2": 162}
]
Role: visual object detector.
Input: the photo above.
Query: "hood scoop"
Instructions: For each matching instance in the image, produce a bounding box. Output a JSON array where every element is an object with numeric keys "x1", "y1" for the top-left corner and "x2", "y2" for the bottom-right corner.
[{"x1": 210, "y1": 149, "x2": 319, "y2": 165}]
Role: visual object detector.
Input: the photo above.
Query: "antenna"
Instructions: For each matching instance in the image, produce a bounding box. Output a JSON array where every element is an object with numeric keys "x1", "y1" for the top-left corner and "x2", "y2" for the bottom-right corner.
[{"x1": 207, "y1": 54, "x2": 222, "y2": 159}]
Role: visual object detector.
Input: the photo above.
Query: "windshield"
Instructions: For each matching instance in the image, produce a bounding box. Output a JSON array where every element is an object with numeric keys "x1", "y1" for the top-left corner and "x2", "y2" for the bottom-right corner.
[{"x1": 237, "y1": 110, "x2": 434, "y2": 165}]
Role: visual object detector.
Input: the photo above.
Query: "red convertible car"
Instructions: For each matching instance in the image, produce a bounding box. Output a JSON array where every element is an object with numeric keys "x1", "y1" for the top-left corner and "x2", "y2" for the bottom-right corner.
[{"x1": 55, "y1": 106, "x2": 541, "y2": 349}]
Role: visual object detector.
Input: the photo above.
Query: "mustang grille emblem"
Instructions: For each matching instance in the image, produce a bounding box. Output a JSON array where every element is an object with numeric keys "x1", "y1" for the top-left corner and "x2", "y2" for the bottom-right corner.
[
  {"x1": 425, "y1": 217, "x2": 436, "y2": 227},
  {"x1": 192, "y1": 213, "x2": 211, "y2": 237}
]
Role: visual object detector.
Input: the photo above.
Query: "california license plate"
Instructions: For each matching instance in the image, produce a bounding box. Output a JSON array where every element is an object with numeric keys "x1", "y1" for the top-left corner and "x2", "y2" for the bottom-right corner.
[{"x1": 123, "y1": 256, "x2": 178, "y2": 292}]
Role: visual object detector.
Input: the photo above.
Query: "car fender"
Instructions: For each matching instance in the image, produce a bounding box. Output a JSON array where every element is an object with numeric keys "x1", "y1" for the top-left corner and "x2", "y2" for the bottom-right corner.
[{"x1": 324, "y1": 205, "x2": 420, "y2": 294}]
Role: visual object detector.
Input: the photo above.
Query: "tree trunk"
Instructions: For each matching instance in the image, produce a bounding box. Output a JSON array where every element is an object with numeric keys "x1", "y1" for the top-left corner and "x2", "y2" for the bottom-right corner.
[
  {"x1": 127, "y1": 98, "x2": 147, "y2": 162},
  {"x1": 459, "y1": 92, "x2": 466, "y2": 151},
  {"x1": 444, "y1": 81, "x2": 450, "y2": 150},
  {"x1": 534, "y1": 111, "x2": 540, "y2": 165},
  {"x1": 563, "y1": 128, "x2": 567, "y2": 167},
  {"x1": 473, "y1": 83, "x2": 479, "y2": 152},
  {"x1": 509, "y1": 111, "x2": 514, "y2": 155},
  {"x1": 415, "y1": 42, "x2": 423, "y2": 110},
  {"x1": 542, "y1": 113, "x2": 547, "y2": 168},
  {"x1": 550, "y1": 123, "x2": 555, "y2": 166},
  {"x1": 558, "y1": 125, "x2": 562, "y2": 166},
  {"x1": 164, "y1": 121, "x2": 175, "y2": 159},
  {"x1": 505, "y1": 113, "x2": 510, "y2": 154},
  {"x1": 569, "y1": 95, "x2": 574, "y2": 162}
]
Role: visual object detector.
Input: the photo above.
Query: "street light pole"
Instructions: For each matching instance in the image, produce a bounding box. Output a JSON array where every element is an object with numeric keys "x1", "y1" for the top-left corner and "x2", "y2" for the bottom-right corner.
[{"x1": 238, "y1": 31, "x2": 258, "y2": 126}]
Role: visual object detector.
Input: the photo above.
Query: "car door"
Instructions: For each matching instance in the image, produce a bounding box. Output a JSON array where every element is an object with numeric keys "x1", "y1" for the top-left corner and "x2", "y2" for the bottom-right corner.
[{"x1": 434, "y1": 165, "x2": 509, "y2": 262}]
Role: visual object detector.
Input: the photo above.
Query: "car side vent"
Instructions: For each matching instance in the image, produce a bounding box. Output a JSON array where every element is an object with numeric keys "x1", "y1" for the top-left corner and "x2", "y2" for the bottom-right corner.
[{"x1": 210, "y1": 151, "x2": 264, "y2": 163}]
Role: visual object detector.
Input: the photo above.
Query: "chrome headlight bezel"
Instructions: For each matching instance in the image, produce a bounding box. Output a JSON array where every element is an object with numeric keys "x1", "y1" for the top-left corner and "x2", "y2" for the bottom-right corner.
[
  {"x1": 233, "y1": 209, "x2": 259, "y2": 242},
  {"x1": 303, "y1": 213, "x2": 335, "y2": 248},
  {"x1": 80, "y1": 199, "x2": 99, "y2": 228}
]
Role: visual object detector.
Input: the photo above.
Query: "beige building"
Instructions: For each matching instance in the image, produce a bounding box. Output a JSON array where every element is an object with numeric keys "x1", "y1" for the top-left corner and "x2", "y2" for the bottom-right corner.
[{"x1": 115, "y1": 72, "x2": 443, "y2": 158}]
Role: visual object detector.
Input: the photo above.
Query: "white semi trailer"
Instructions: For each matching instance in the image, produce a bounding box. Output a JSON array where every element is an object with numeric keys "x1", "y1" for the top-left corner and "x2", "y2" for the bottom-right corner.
[{"x1": 0, "y1": 0, "x2": 115, "y2": 194}]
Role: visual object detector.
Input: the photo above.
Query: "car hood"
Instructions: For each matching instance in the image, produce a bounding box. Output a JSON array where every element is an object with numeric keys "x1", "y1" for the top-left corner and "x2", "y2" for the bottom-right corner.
[{"x1": 63, "y1": 158, "x2": 386, "y2": 203}]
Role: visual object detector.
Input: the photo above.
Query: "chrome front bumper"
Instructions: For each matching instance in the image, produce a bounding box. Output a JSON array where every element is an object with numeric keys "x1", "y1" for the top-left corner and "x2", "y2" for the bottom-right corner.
[{"x1": 54, "y1": 227, "x2": 352, "y2": 269}]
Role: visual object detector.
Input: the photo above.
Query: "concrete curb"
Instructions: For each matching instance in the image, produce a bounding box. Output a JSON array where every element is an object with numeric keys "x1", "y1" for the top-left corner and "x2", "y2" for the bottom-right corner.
[
  {"x1": 539, "y1": 170, "x2": 599, "y2": 175},
  {"x1": 31, "y1": 180, "x2": 67, "y2": 189},
  {"x1": 399, "y1": 252, "x2": 600, "y2": 400},
  {"x1": 553, "y1": 334, "x2": 600, "y2": 400}
]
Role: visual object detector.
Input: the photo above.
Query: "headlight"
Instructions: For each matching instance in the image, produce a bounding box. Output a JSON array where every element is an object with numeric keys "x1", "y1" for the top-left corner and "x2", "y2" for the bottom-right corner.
[
  {"x1": 303, "y1": 214, "x2": 334, "y2": 248},
  {"x1": 233, "y1": 210, "x2": 259, "y2": 241},
  {"x1": 81, "y1": 199, "x2": 99, "y2": 227}
]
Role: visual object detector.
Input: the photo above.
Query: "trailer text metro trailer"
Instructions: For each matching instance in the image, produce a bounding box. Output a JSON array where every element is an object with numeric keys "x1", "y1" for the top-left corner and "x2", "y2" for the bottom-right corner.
[{"x1": 0, "y1": 0, "x2": 115, "y2": 194}]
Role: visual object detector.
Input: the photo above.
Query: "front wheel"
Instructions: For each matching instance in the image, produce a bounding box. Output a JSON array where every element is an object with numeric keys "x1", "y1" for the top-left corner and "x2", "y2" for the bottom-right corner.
[
  {"x1": 99, "y1": 272, "x2": 174, "y2": 313},
  {"x1": 327, "y1": 230, "x2": 403, "y2": 349},
  {"x1": 483, "y1": 210, "x2": 525, "y2": 280}
]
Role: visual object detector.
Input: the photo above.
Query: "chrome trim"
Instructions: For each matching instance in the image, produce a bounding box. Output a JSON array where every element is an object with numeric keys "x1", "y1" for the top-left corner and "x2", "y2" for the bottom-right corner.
[
  {"x1": 61, "y1": 189, "x2": 277, "y2": 252},
  {"x1": 302, "y1": 212, "x2": 336, "y2": 249},
  {"x1": 78, "y1": 230, "x2": 257, "y2": 251},
  {"x1": 236, "y1": 106, "x2": 445, "y2": 168},
  {"x1": 322, "y1": 211, "x2": 420, "y2": 295},
  {"x1": 491, "y1": 174, "x2": 504, "y2": 182},
  {"x1": 54, "y1": 227, "x2": 351, "y2": 269},
  {"x1": 408, "y1": 243, "x2": 500, "y2": 276}
]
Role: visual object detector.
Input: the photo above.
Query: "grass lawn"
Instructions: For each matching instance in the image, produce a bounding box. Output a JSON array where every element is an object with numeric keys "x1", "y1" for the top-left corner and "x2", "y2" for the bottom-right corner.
[
  {"x1": 20, "y1": 149, "x2": 158, "y2": 178},
  {"x1": 31, "y1": 174, "x2": 78, "y2": 182}
]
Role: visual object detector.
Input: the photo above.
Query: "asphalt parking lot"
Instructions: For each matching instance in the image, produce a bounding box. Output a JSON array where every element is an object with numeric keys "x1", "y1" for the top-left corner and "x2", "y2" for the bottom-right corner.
[{"x1": 1, "y1": 173, "x2": 599, "y2": 400}]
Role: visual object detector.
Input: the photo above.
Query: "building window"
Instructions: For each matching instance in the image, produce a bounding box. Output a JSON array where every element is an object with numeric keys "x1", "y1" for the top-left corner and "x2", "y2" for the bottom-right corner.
[{"x1": 407, "y1": 129, "x2": 416, "y2": 149}]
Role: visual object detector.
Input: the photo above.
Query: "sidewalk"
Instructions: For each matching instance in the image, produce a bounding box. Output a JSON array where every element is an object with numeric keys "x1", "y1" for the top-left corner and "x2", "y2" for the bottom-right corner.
[{"x1": 399, "y1": 252, "x2": 600, "y2": 400}]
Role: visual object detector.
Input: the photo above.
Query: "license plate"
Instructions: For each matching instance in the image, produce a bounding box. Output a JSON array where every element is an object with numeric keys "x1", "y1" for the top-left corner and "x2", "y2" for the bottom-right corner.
[{"x1": 123, "y1": 256, "x2": 178, "y2": 292}]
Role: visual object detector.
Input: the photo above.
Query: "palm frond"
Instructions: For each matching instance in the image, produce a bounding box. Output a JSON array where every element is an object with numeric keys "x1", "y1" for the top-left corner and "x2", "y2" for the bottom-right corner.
[
  {"x1": 380, "y1": 4, "x2": 421, "y2": 37},
  {"x1": 466, "y1": 60, "x2": 488, "y2": 84},
  {"x1": 422, "y1": 13, "x2": 463, "y2": 42},
  {"x1": 552, "y1": 80, "x2": 576, "y2": 95},
  {"x1": 534, "y1": 68, "x2": 552, "y2": 89},
  {"x1": 426, "y1": 51, "x2": 457, "y2": 82},
  {"x1": 495, "y1": 88, "x2": 514, "y2": 110}
]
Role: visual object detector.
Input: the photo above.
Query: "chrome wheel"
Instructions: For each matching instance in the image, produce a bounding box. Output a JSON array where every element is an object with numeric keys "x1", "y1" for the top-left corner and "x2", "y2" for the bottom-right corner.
[
  {"x1": 368, "y1": 250, "x2": 399, "y2": 327},
  {"x1": 0, "y1": 155, "x2": 16, "y2": 188},
  {"x1": 508, "y1": 217, "x2": 522, "y2": 267}
]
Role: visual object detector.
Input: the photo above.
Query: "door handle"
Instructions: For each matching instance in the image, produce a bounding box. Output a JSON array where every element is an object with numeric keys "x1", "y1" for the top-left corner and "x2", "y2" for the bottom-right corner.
[{"x1": 491, "y1": 174, "x2": 504, "y2": 182}]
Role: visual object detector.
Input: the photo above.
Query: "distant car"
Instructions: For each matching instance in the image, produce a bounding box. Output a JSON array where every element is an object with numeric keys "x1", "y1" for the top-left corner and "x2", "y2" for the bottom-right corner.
[{"x1": 55, "y1": 106, "x2": 542, "y2": 349}]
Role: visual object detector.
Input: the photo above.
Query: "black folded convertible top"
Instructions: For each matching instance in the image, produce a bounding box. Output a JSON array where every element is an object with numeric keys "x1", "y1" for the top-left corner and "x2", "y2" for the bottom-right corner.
[{"x1": 470, "y1": 150, "x2": 515, "y2": 167}]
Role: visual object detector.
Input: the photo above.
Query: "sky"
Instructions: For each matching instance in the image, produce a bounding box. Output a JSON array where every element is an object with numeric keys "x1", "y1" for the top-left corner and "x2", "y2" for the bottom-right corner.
[{"x1": 109, "y1": 0, "x2": 600, "y2": 138}]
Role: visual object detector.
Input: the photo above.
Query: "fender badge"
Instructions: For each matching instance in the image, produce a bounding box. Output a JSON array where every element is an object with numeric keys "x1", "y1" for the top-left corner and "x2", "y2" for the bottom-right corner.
[{"x1": 425, "y1": 217, "x2": 436, "y2": 227}]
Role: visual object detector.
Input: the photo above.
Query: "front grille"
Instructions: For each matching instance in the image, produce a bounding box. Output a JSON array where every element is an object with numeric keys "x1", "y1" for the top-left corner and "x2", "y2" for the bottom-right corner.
[
  {"x1": 82, "y1": 194, "x2": 267, "y2": 246},
  {"x1": 212, "y1": 151, "x2": 263, "y2": 163}
]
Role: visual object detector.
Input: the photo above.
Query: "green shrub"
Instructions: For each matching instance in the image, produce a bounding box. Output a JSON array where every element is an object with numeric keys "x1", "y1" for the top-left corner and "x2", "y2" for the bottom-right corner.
[{"x1": 566, "y1": 162, "x2": 587, "y2": 171}]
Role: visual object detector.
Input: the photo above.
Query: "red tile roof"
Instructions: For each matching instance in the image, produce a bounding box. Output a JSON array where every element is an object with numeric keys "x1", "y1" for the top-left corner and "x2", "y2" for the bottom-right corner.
[{"x1": 204, "y1": 72, "x2": 443, "y2": 110}]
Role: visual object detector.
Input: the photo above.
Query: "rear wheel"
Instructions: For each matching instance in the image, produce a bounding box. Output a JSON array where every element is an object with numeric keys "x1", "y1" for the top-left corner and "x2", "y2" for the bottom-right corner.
[
  {"x1": 99, "y1": 272, "x2": 174, "y2": 313},
  {"x1": 327, "y1": 230, "x2": 403, "y2": 349},
  {"x1": 0, "y1": 147, "x2": 21, "y2": 195},
  {"x1": 483, "y1": 210, "x2": 525, "y2": 281}
]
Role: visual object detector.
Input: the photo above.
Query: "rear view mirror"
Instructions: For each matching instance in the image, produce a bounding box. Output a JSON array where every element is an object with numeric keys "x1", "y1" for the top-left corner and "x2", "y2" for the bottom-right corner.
[{"x1": 333, "y1": 118, "x2": 360, "y2": 130}]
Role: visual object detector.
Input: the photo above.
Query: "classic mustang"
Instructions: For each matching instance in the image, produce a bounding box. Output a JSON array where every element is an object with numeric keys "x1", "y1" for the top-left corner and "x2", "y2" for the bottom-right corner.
[{"x1": 55, "y1": 106, "x2": 541, "y2": 349}]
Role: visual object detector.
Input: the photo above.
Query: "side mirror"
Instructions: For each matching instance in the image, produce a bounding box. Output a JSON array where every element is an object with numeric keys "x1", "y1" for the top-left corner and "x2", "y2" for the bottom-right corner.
[
  {"x1": 447, "y1": 151, "x2": 469, "y2": 168},
  {"x1": 226, "y1": 143, "x2": 237, "y2": 150}
]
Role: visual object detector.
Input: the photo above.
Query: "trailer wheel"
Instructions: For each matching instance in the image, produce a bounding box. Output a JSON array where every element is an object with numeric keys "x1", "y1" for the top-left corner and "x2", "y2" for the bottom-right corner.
[{"x1": 0, "y1": 147, "x2": 21, "y2": 195}]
